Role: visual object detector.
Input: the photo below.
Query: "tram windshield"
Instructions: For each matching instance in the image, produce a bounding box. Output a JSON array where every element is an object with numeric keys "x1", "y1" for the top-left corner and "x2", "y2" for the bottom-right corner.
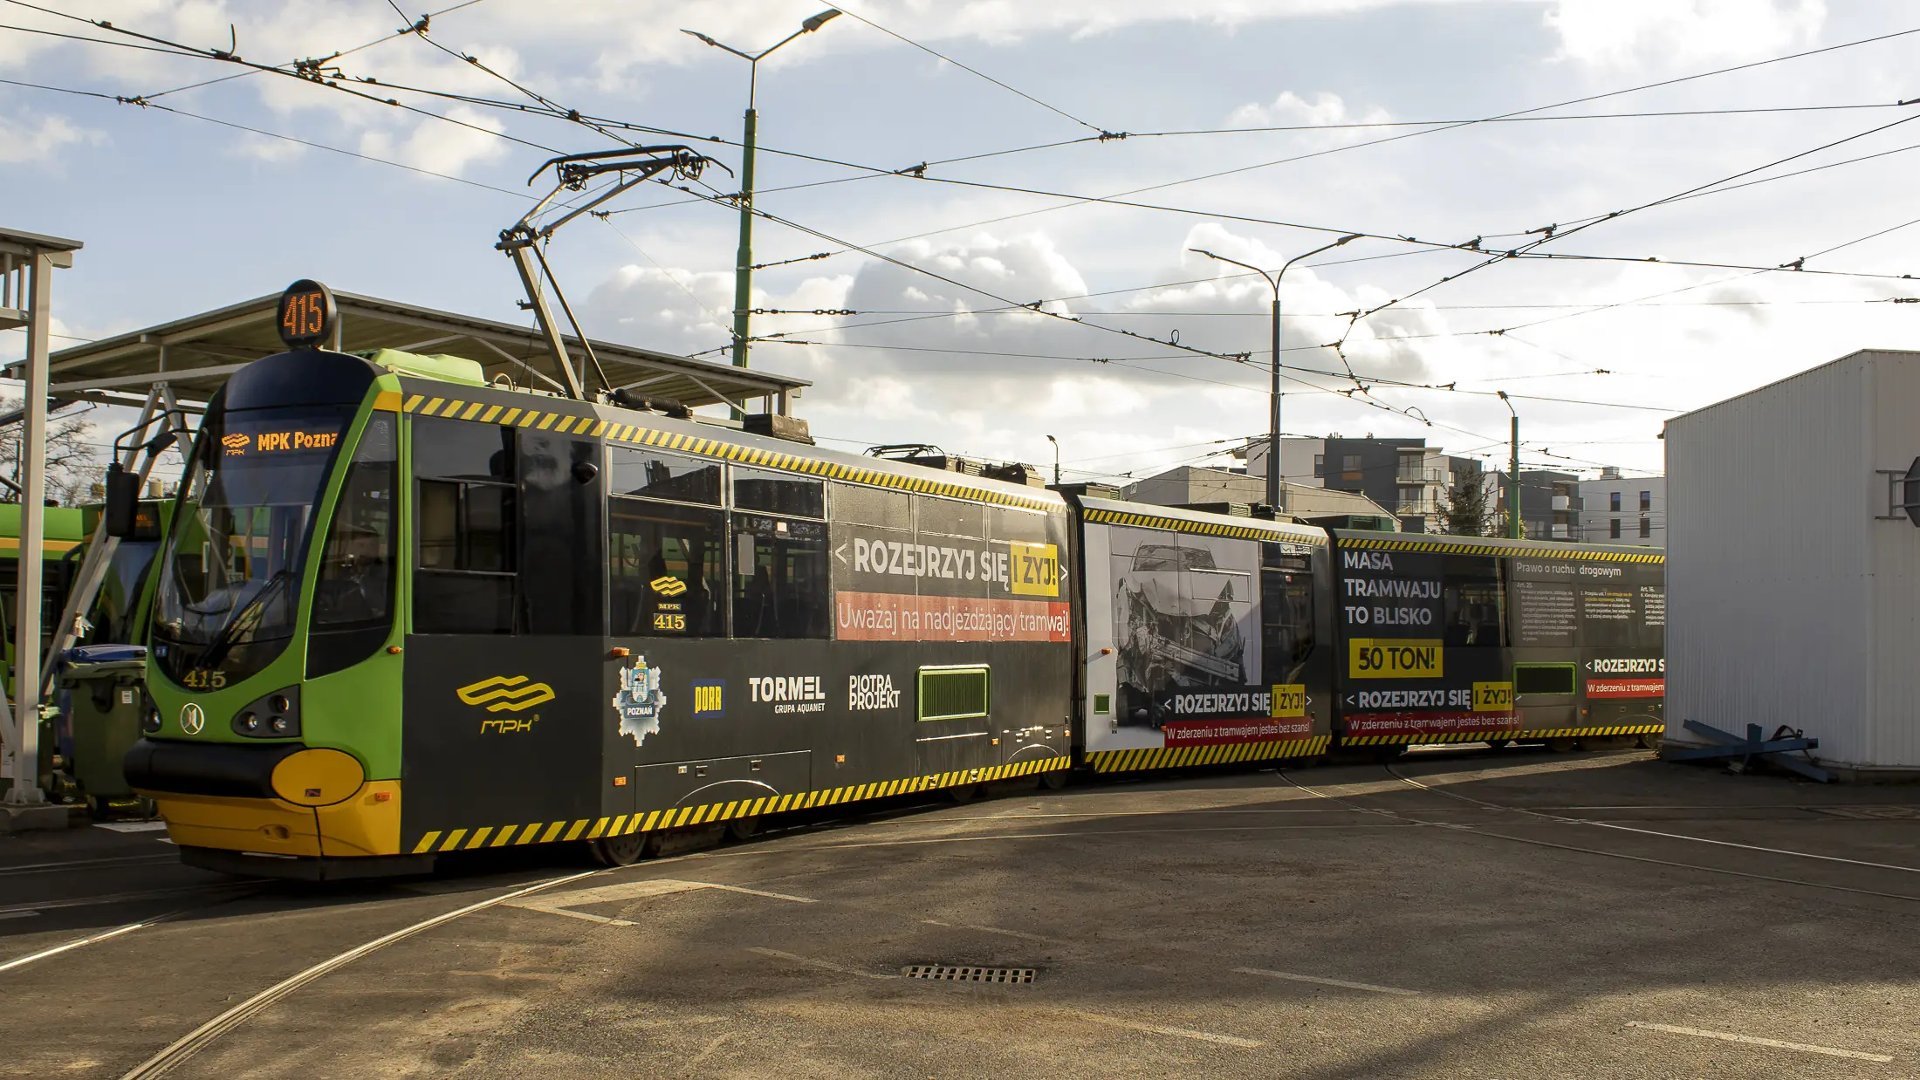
[{"x1": 152, "y1": 406, "x2": 349, "y2": 686}]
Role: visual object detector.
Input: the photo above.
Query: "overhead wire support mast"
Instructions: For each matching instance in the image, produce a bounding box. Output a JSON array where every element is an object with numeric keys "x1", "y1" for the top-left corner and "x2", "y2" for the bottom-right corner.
[{"x1": 498, "y1": 145, "x2": 722, "y2": 401}]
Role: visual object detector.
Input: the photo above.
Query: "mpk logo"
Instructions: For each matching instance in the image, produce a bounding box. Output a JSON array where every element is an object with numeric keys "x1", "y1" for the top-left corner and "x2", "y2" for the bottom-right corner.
[{"x1": 456, "y1": 675, "x2": 556, "y2": 713}]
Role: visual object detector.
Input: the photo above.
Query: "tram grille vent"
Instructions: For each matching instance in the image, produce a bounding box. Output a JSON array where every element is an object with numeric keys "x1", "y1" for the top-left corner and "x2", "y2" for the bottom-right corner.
[{"x1": 901, "y1": 964, "x2": 1036, "y2": 985}]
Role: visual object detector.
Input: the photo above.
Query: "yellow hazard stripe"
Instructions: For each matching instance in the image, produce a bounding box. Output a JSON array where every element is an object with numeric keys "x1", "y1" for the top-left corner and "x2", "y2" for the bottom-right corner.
[
  {"x1": 392, "y1": 384, "x2": 1058, "y2": 511},
  {"x1": 1340, "y1": 534, "x2": 1663, "y2": 564},
  {"x1": 1082, "y1": 507, "x2": 1327, "y2": 544},
  {"x1": 1086, "y1": 737, "x2": 1331, "y2": 774},
  {"x1": 410, "y1": 755, "x2": 1073, "y2": 853}
]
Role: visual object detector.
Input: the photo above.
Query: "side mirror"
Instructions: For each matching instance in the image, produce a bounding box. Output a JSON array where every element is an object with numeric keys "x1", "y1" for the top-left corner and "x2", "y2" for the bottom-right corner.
[{"x1": 103, "y1": 462, "x2": 139, "y2": 538}]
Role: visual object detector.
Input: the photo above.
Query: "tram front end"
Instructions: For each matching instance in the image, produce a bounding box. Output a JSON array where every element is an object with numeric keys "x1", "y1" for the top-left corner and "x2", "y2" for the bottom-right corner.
[{"x1": 125, "y1": 285, "x2": 415, "y2": 879}]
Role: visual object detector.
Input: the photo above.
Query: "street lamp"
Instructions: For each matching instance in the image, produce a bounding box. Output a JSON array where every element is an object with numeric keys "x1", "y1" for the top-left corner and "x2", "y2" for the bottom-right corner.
[
  {"x1": 1189, "y1": 233, "x2": 1361, "y2": 513},
  {"x1": 683, "y1": 9, "x2": 840, "y2": 376},
  {"x1": 1044, "y1": 434, "x2": 1060, "y2": 485},
  {"x1": 1497, "y1": 390, "x2": 1520, "y2": 539}
]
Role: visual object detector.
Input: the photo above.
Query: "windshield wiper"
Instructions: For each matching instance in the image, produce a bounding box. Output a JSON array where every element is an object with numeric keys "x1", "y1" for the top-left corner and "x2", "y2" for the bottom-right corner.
[{"x1": 197, "y1": 568, "x2": 296, "y2": 670}]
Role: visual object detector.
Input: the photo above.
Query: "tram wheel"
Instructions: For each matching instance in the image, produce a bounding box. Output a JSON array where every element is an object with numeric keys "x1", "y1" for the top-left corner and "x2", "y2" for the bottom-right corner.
[
  {"x1": 948, "y1": 783, "x2": 986, "y2": 804},
  {"x1": 1485, "y1": 739, "x2": 1514, "y2": 750},
  {"x1": 588, "y1": 832, "x2": 647, "y2": 867},
  {"x1": 1037, "y1": 771, "x2": 1070, "y2": 791},
  {"x1": 725, "y1": 816, "x2": 760, "y2": 842},
  {"x1": 1545, "y1": 738, "x2": 1578, "y2": 753},
  {"x1": 1637, "y1": 733, "x2": 1664, "y2": 751}
]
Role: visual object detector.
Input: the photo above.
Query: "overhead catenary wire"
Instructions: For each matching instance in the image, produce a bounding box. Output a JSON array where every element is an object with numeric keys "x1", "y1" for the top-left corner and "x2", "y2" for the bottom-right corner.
[
  {"x1": 0, "y1": 0, "x2": 563, "y2": 156},
  {"x1": 22, "y1": 11, "x2": 1914, "y2": 308},
  {"x1": 828, "y1": 1, "x2": 1112, "y2": 137}
]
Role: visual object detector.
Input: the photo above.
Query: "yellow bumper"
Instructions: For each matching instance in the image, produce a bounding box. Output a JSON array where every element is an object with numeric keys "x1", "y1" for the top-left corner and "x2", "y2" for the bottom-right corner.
[{"x1": 144, "y1": 780, "x2": 403, "y2": 858}]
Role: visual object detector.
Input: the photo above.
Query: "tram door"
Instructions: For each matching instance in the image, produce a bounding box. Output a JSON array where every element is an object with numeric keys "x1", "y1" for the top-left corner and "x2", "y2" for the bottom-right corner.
[{"x1": 913, "y1": 663, "x2": 995, "y2": 776}]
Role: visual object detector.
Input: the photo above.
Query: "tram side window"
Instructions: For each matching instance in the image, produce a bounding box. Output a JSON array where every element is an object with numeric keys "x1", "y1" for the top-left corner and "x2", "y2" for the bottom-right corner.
[
  {"x1": 414, "y1": 418, "x2": 516, "y2": 635},
  {"x1": 610, "y1": 446, "x2": 720, "y2": 505},
  {"x1": 609, "y1": 497, "x2": 725, "y2": 637},
  {"x1": 1260, "y1": 545, "x2": 1316, "y2": 681},
  {"x1": 736, "y1": 467, "x2": 825, "y2": 519},
  {"x1": 733, "y1": 513, "x2": 829, "y2": 639},
  {"x1": 1442, "y1": 560, "x2": 1506, "y2": 647}
]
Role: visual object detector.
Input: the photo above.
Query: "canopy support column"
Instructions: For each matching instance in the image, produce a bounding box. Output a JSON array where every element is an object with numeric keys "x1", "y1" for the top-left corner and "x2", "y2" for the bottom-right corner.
[{"x1": 0, "y1": 228, "x2": 81, "y2": 806}]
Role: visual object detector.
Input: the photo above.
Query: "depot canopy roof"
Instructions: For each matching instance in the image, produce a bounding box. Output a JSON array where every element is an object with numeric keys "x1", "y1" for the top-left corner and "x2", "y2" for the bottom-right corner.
[{"x1": 24, "y1": 289, "x2": 808, "y2": 414}]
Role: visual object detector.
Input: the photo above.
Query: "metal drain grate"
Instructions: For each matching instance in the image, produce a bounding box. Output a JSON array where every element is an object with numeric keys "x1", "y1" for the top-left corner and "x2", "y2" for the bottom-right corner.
[{"x1": 902, "y1": 964, "x2": 1036, "y2": 984}]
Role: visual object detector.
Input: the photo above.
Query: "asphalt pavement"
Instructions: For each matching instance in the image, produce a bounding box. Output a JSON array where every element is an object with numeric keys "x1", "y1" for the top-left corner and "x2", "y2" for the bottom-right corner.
[{"x1": 4, "y1": 746, "x2": 1918, "y2": 1079}]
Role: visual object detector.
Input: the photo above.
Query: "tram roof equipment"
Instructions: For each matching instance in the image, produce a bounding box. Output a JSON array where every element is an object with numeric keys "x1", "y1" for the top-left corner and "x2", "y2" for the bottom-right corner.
[{"x1": 18, "y1": 288, "x2": 809, "y2": 415}]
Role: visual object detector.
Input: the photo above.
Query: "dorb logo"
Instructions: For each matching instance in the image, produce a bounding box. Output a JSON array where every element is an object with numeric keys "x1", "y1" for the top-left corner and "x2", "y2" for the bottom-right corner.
[
  {"x1": 220, "y1": 433, "x2": 251, "y2": 455},
  {"x1": 692, "y1": 680, "x2": 725, "y2": 718},
  {"x1": 456, "y1": 675, "x2": 556, "y2": 713},
  {"x1": 178, "y1": 702, "x2": 206, "y2": 734},
  {"x1": 649, "y1": 575, "x2": 688, "y2": 597}
]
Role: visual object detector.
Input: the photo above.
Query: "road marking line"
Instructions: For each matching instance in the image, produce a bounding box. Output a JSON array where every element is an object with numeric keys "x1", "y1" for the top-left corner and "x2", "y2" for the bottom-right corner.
[
  {"x1": 1626, "y1": 1022, "x2": 1893, "y2": 1063},
  {"x1": 746, "y1": 946, "x2": 898, "y2": 980},
  {"x1": 1234, "y1": 966, "x2": 1422, "y2": 996},
  {"x1": 706, "y1": 883, "x2": 816, "y2": 904},
  {"x1": 920, "y1": 918, "x2": 1052, "y2": 942},
  {"x1": 510, "y1": 878, "x2": 813, "y2": 925},
  {"x1": 1592, "y1": 823, "x2": 1920, "y2": 874},
  {"x1": 1060, "y1": 1008, "x2": 1262, "y2": 1048},
  {"x1": 521, "y1": 906, "x2": 635, "y2": 928}
]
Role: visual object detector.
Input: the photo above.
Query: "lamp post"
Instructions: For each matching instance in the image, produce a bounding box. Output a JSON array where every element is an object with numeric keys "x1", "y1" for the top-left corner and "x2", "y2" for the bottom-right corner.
[
  {"x1": 1497, "y1": 390, "x2": 1520, "y2": 539},
  {"x1": 683, "y1": 9, "x2": 840, "y2": 376},
  {"x1": 1190, "y1": 233, "x2": 1360, "y2": 513},
  {"x1": 1045, "y1": 434, "x2": 1060, "y2": 485}
]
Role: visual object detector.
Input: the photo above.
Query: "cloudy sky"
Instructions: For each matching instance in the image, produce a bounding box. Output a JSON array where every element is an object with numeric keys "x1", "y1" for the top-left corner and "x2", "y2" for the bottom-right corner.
[{"x1": 4, "y1": 0, "x2": 1918, "y2": 486}]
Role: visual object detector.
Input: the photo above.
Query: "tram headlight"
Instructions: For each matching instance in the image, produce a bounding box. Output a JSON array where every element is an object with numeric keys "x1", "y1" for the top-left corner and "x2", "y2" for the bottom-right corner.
[
  {"x1": 142, "y1": 708, "x2": 162, "y2": 734},
  {"x1": 231, "y1": 687, "x2": 301, "y2": 738}
]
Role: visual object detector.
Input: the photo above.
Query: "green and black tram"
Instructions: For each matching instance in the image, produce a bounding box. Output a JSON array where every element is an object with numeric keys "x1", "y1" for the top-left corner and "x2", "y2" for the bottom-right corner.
[
  {"x1": 123, "y1": 282, "x2": 1664, "y2": 879},
  {"x1": 123, "y1": 285, "x2": 1077, "y2": 876}
]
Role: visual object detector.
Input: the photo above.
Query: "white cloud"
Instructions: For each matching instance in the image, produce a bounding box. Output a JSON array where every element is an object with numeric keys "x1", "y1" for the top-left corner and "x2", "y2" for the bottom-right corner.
[
  {"x1": 0, "y1": 114, "x2": 102, "y2": 164},
  {"x1": 357, "y1": 105, "x2": 508, "y2": 177},
  {"x1": 1543, "y1": 0, "x2": 1825, "y2": 69},
  {"x1": 1226, "y1": 90, "x2": 1392, "y2": 142},
  {"x1": 228, "y1": 132, "x2": 308, "y2": 163}
]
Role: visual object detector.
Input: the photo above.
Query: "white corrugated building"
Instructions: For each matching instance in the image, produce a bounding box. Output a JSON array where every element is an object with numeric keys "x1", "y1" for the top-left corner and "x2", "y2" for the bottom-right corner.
[{"x1": 1665, "y1": 349, "x2": 1920, "y2": 777}]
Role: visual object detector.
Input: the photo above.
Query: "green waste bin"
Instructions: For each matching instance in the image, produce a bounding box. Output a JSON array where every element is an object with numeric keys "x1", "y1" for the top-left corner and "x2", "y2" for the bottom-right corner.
[{"x1": 57, "y1": 645, "x2": 149, "y2": 814}]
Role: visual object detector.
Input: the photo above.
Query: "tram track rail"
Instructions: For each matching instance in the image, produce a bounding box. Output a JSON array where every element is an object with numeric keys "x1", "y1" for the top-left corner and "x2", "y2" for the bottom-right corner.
[
  {"x1": 104, "y1": 798, "x2": 955, "y2": 1077},
  {"x1": 60, "y1": 759, "x2": 1920, "y2": 1075},
  {"x1": 119, "y1": 869, "x2": 605, "y2": 1080},
  {"x1": 0, "y1": 853, "x2": 178, "y2": 878},
  {"x1": 1276, "y1": 764, "x2": 1920, "y2": 905}
]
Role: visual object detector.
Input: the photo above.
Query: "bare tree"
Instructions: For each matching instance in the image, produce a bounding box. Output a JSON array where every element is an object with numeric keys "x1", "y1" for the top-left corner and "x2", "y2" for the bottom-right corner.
[{"x1": 0, "y1": 399, "x2": 101, "y2": 505}]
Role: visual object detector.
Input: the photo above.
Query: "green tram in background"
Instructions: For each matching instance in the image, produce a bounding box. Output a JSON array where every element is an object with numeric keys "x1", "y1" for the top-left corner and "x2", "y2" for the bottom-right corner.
[
  {"x1": 0, "y1": 502, "x2": 87, "y2": 694},
  {"x1": 122, "y1": 282, "x2": 1663, "y2": 880}
]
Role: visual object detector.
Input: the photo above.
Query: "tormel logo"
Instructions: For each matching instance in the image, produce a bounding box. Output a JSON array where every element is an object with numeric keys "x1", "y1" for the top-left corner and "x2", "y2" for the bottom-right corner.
[
  {"x1": 456, "y1": 675, "x2": 556, "y2": 713},
  {"x1": 221, "y1": 433, "x2": 250, "y2": 455},
  {"x1": 650, "y1": 575, "x2": 688, "y2": 597}
]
